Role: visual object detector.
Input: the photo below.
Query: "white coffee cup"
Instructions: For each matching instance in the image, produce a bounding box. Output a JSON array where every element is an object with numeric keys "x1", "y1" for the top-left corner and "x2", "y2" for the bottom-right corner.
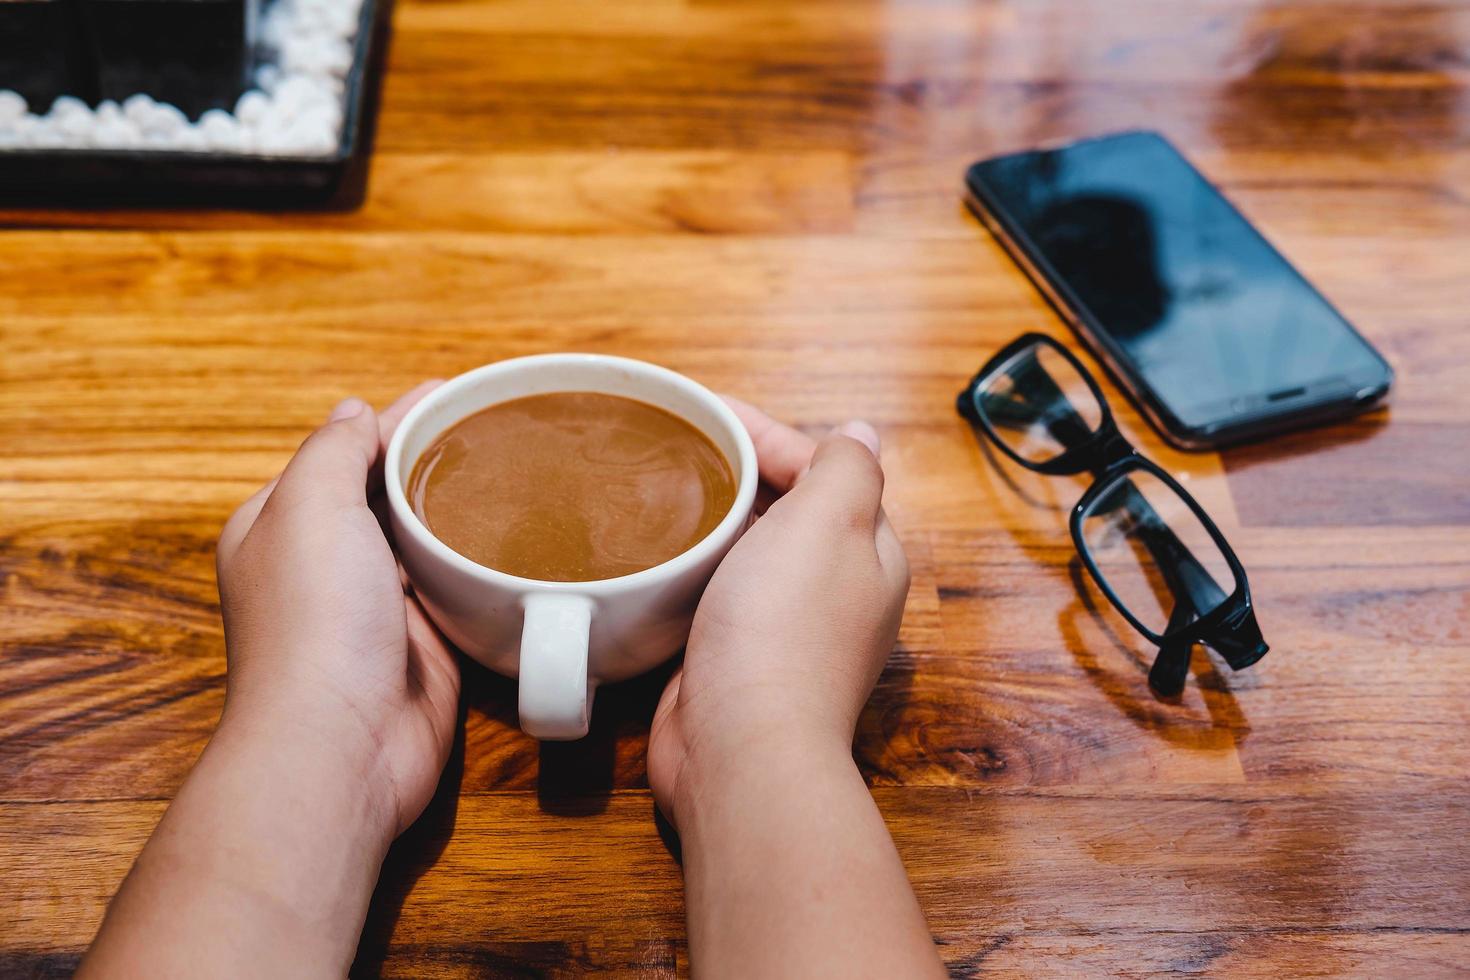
[{"x1": 384, "y1": 354, "x2": 758, "y2": 740}]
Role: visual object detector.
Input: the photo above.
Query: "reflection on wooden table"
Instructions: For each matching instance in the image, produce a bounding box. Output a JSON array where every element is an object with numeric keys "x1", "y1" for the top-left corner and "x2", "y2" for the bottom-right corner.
[{"x1": 3, "y1": 0, "x2": 1468, "y2": 975}]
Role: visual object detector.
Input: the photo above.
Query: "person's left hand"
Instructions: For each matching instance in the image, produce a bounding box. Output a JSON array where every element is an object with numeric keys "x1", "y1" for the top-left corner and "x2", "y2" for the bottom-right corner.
[{"x1": 214, "y1": 382, "x2": 460, "y2": 840}]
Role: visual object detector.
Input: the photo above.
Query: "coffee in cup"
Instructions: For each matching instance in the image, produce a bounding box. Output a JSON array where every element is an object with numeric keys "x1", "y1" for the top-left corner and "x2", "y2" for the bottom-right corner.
[{"x1": 407, "y1": 391, "x2": 737, "y2": 583}]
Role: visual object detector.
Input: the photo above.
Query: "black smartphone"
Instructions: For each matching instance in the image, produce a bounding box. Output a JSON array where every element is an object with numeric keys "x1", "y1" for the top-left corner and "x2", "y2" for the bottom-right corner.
[{"x1": 964, "y1": 130, "x2": 1393, "y2": 450}]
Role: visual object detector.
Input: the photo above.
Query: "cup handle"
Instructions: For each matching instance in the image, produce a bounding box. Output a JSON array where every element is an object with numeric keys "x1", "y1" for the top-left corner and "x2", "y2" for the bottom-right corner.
[{"x1": 518, "y1": 593, "x2": 595, "y2": 740}]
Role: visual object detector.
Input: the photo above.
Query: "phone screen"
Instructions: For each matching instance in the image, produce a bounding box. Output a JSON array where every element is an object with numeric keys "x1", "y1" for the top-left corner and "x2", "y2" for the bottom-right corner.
[{"x1": 966, "y1": 132, "x2": 1390, "y2": 435}]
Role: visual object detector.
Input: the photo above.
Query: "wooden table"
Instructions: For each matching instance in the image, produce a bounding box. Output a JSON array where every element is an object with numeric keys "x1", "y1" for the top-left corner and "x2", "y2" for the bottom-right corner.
[{"x1": 3, "y1": 1, "x2": 1468, "y2": 975}]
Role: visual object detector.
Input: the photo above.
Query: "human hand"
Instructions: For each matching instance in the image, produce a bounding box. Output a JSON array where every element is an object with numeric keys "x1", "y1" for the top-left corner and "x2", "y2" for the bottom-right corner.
[
  {"x1": 214, "y1": 382, "x2": 460, "y2": 842},
  {"x1": 647, "y1": 398, "x2": 910, "y2": 829},
  {"x1": 82, "y1": 384, "x2": 465, "y2": 978},
  {"x1": 645, "y1": 400, "x2": 939, "y2": 978}
]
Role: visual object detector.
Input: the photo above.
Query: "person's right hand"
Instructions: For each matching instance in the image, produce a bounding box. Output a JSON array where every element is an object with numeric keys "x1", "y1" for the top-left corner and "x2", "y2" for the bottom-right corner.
[{"x1": 647, "y1": 397, "x2": 910, "y2": 829}]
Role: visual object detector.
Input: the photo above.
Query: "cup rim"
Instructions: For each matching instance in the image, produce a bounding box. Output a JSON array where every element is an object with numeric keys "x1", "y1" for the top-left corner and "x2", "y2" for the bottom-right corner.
[{"x1": 384, "y1": 353, "x2": 760, "y2": 595}]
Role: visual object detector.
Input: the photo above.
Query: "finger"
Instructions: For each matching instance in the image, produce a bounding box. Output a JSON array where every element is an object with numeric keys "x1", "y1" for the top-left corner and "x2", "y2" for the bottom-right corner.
[
  {"x1": 377, "y1": 379, "x2": 445, "y2": 454},
  {"x1": 368, "y1": 488, "x2": 396, "y2": 548},
  {"x1": 875, "y1": 509, "x2": 911, "y2": 596},
  {"x1": 405, "y1": 598, "x2": 461, "y2": 697},
  {"x1": 652, "y1": 664, "x2": 683, "y2": 729},
  {"x1": 217, "y1": 475, "x2": 279, "y2": 569},
  {"x1": 780, "y1": 421, "x2": 885, "y2": 530},
  {"x1": 648, "y1": 662, "x2": 685, "y2": 824},
  {"x1": 721, "y1": 395, "x2": 817, "y2": 493},
  {"x1": 369, "y1": 380, "x2": 445, "y2": 497},
  {"x1": 267, "y1": 398, "x2": 381, "y2": 512},
  {"x1": 832, "y1": 419, "x2": 880, "y2": 458}
]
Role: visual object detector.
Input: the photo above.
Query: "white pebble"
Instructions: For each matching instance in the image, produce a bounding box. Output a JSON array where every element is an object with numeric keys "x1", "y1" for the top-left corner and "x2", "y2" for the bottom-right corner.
[
  {"x1": 50, "y1": 95, "x2": 91, "y2": 119},
  {"x1": 175, "y1": 126, "x2": 208, "y2": 151},
  {"x1": 198, "y1": 108, "x2": 235, "y2": 134},
  {"x1": 308, "y1": 131, "x2": 338, "y2": 154},
  {"x1": 295, "y1": 104, "x2": 342, "y2": 138},
  {"x1": 255, "y1": 62, "x2": 283, "y2": 93},
  {"x1": 280, "y1": 36, "x2": 325, "y2": 74},
  {"x1": 326, "y1": 4, "x2": 359, "y2": 35},
  {"x1": 0, "y1": 115, "x2": 36, "y2": 146},
  {"x1": 29, "y1": 119, "x2": 70, "y2": 149},
  {"x1": 300, "y1": 6, "x2": 350, "y2": 37},
  {"x1": 255, "y1": 126, "x2": 298, "y2": 154},
  {"x1": 52, "y1": 108, "x2": 95, "y2": 143},
  {"x1": 320, "y1": 40, "x2": 354, "y2": 77},
  {"x1": 123, "y1": 93, "x2": 156, "y2": 124},
  {"x1": 260, "y1": 11, "x2": 290, "y2": 49},
  {"x1": 286, "y1": 122, "x2": 338, "y2": 155},
  {"x1": 0, "y1": 89, "x2": 27, "y2": 123},
  {"x1": 258, "y1": 99, "x2": 299, "y2": 138},
  {"x1": 275, "y1": 74, "x2": 318, "y2": 108},
  {"x1": 141, "y1": 102, "x2": 187, "y2": 136},
  {"x1": 198, "y1": 109, "x2": 245, "y2": 150},
  {"x1": 235, "y1": 90, "x2": 271, "y2": 125},
  {"x1": 94, "y1": 118, "x2": 142, "y2": 149},
  {"x1": 296, "y1": 5, "x2": 333, "y2": 31},
  {"x1": 0, "y1": 0, "x2": 359, "y2": 158}
]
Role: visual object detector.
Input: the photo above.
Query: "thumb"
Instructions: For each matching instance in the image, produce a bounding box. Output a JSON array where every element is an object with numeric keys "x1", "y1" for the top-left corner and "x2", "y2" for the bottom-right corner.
[
  {"x1": 272, "y1": 397, "x2": 382, "y2": 509},
  {"x1": 782, "y1": 420, "x2": 885, "y2": 530}
]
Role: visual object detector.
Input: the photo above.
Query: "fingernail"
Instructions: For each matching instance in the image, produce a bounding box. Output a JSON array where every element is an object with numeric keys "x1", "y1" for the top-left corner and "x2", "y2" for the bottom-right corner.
[
  {"x1": 328, "y1": 397, "x2": 366, "y2": 422},
  {"x1": 836, "y1": 420, "x2": 881, "y2": 457}
]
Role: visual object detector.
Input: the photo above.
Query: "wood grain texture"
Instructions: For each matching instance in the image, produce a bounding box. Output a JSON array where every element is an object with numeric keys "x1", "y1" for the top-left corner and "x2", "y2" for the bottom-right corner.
[{"x1": 2, "y1": 0, "x2": 1469, "y2": 976}]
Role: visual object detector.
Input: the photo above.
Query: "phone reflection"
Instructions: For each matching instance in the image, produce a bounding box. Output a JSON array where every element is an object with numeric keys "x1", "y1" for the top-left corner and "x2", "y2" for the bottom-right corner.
[{"x1": 1028, "y1": 193, "x2": 1169, "y2": 340}]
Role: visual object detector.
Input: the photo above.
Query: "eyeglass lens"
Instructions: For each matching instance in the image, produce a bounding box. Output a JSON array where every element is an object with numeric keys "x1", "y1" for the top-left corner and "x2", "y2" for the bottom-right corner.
[
  {"x1": 973, "y1": 342, "x2": 1103, "y2": 464},
  {"x1": 1078, "y1": 468, "x2": 1238, "y2": 637}
]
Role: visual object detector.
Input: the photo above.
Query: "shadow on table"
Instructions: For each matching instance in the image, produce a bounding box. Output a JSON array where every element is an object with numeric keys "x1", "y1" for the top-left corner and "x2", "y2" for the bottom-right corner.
[
  {"x1": 974, "y1": 429, "x2": 1070, "y2": 514},
  {"x1": 349, "y1": 652, "x2": 677, "y2": 974},
  {"x1": 852, "y1": 639, "x2": 927, "y2": 780},
  {"x1": 1218, "y1": 410, "x2": 1391, "y2": 473},
  {"x1": 351, "y1": 679, "x2": 469, "y2": 979},
  {"x1": 536, "y1": 656, "x2": 675, "y2": 817},
  {"x1": 968, "y1": 428, "x2": 1252, "y2": 746},
  {"x1": 1061, "y1": 557, "x2": 1251, "y2": 749},
  {"x1": 532, "y1": 656, "x2": 685, "y2": 867}
]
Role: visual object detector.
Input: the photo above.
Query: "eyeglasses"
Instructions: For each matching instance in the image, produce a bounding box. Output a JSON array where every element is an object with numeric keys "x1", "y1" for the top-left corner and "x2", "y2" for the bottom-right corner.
[{"x1": 956, "y1": 333, "x2": 1267, "y2": 695}]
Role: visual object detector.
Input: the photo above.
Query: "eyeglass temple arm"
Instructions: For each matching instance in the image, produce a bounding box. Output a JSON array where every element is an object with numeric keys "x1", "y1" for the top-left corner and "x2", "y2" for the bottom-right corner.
[{"x1": 1149, "y1": 602, "x2": 1198, "y2": 695}]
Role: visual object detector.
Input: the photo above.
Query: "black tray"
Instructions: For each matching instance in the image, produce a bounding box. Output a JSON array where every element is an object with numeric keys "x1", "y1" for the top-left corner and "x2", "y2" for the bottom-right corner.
[{"x1": 0, "y1": 0, "x2": 392, "y2": 210}]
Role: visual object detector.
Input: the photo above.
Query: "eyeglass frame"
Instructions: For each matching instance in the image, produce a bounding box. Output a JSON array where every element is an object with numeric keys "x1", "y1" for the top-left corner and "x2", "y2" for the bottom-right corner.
[{"x1": 956, "y1": 332, "x2": 1267, "y2": 694}]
